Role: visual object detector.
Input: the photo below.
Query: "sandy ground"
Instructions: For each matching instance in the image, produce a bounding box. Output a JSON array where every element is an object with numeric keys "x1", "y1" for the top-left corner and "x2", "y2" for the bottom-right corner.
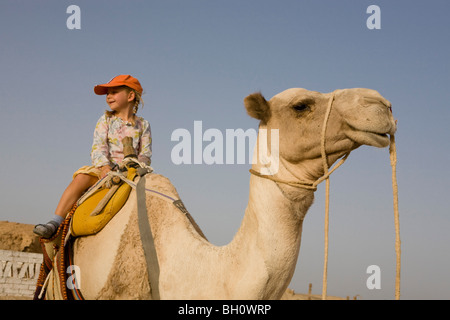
[{"x1": 0, "y1": 221, "x2": 42, "y2": 253}]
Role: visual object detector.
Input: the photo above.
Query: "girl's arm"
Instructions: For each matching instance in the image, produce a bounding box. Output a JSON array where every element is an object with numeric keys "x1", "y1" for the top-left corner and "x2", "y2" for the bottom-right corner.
[
  {"x1": 99, "y1": 165, "x2": 112, "y2": 178},
  {"x1": 137, "y1": 120, "x2": 152, "y2": 165},
  {"x1": 91, "y1": 115, "x2": 111, "y2": 168}
]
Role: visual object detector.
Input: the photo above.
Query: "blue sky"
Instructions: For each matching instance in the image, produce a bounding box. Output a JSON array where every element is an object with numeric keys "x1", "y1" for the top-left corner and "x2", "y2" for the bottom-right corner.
[{"x1": 1, "y1": 0, "x2": 449, "y2": 300}]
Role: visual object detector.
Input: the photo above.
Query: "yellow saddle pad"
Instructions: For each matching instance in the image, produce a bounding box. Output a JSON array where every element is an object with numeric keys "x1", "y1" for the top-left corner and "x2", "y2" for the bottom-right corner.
[{"x1": 71, "y1": 168, "x2": 137, "y2": 237}]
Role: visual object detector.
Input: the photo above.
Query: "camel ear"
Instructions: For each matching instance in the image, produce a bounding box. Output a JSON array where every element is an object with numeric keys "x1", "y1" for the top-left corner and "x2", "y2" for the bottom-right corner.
[{"x1": 244, "y1": 92, "x2": 271, "y2": 123}]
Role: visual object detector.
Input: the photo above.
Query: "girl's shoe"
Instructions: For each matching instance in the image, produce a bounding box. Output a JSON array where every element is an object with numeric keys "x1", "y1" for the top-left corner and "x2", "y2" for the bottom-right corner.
[{"x1": 33, "y1": 221, "x2": 60, "y2": 238}]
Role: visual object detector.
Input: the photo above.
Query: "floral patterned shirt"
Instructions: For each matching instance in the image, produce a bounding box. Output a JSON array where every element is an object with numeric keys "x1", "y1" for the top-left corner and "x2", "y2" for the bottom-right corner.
[{"x1": 91, "y1": 113, "x2": 152, "y2": 168}]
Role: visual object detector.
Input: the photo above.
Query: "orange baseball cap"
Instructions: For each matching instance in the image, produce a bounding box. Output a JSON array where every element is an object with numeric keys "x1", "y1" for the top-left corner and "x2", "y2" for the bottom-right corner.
[{"x1": 94, "y1": 74, "x2": 143, "y2": 95}]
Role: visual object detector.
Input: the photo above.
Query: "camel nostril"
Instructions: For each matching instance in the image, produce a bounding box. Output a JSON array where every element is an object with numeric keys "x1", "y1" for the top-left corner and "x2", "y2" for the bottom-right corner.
[{"x1": 364, "y1": 97, "x2": 391, "y2": 110}]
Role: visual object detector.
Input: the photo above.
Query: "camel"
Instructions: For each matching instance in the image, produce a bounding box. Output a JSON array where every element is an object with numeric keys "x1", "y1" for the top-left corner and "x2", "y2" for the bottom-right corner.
[{"x1": 70, "y1": 87, "x2": 396, "y2": 299}]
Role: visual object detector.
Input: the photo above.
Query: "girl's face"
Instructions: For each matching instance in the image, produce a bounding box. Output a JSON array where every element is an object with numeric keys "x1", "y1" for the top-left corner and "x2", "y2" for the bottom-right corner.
[{"x1": 106, "y1": 87, "x2": 134, "y2": 112}]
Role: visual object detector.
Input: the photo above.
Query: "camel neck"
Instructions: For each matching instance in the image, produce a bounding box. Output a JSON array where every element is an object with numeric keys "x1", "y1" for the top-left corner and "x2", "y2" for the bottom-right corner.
[
  {"x1": 246, "y1": 173, "x2": 315, "y2": 238},
  {"x1": 229, "y1": 172, "x2": 314, "y2": 297}
]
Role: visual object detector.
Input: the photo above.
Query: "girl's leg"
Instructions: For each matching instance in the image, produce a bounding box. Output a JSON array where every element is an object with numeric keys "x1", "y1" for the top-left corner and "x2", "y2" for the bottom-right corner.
[
  {"x1": 54, "y1": 173, "x2": 98, "y2": 218},
  {"x1": 34, "y1": 174, "x2": 98, "y2": 238}
]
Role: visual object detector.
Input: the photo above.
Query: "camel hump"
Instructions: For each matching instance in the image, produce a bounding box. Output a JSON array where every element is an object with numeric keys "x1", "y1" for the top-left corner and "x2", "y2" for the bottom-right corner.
[
  {"x1": 144, "y1": 173, "x2": 208, "y2": 240},
  {"x1": 145, "y1": 173, "x2": 179, "y2": 197}
]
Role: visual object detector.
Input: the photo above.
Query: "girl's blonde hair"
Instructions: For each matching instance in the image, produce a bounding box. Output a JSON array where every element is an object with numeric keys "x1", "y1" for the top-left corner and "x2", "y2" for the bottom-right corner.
[{"x1": 105, "y1": 86, "x2": 144, "y2": 121}]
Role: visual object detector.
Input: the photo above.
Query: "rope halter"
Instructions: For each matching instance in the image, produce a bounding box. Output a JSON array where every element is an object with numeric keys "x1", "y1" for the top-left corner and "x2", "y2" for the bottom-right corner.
[{"x1": 249, "y1": 91, "x2": 350, "y2": 191}]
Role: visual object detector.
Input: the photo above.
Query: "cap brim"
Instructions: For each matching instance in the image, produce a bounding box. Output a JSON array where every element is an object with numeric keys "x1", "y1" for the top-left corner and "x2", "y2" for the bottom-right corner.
[
  {"x1": 94, "y1": 81, "x2": 143, "y2": 95},
  {"x1": 94, "y1": 85, "x2": 114, "y2": 95}
]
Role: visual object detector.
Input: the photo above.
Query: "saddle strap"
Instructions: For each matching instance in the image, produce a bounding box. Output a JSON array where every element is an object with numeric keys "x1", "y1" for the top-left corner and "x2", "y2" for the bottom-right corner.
[
  {"x1": 90, "y1": 183, "x2": 121, "y2": 217},
  {"x1": 136, "y1": 172, "x2": 161, "y2": 300}
]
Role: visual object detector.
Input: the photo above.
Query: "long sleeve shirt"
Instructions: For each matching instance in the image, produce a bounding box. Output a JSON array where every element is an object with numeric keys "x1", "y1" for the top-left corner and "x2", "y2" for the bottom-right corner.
[{"x1": 91, "y1": 114, "x2": 152, "y2": 168}]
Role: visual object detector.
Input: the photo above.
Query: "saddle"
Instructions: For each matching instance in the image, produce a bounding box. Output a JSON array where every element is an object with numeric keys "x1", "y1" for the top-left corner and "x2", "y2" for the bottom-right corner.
[{"x1": 70, "y1": 167, "x2": 137, "y2": 237}]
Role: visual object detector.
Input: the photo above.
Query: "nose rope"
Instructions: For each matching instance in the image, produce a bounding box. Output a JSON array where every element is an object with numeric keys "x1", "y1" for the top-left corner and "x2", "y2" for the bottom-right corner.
[
  {"x1": 320, "y1": 94, "x2": 333, "y2": 300},
  {"x1": 249, "y1": 92, "x2": 401, "y2": 300},
  {"x1": 390, "y1": 135, "x2": 401, "y2": 300}
]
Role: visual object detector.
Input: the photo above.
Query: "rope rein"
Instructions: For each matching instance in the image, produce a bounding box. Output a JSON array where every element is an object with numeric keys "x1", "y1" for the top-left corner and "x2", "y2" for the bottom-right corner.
[
  {"x1": 249, "y1": 93, "x2": 401, "y2": 300},
  {"x1": 320, "y1": 94, "x2": 334, "y2": 301},
  {"x1": 390, "y1": 135, "x2": 401, "y2": 300}
]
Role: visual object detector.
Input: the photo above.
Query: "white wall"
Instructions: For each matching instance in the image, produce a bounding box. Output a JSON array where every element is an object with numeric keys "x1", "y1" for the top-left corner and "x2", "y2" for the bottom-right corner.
[{"x1": 0, "y1": 249, "x2": 42, "y2": 298}]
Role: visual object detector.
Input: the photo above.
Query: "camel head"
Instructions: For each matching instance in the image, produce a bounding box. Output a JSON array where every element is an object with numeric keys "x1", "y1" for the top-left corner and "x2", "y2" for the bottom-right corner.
[{"x1": 245, "y1": 88, "x2": 397, "y2": 183}]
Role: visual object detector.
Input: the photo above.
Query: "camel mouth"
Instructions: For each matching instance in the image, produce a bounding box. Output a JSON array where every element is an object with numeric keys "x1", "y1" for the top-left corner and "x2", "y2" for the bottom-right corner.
[
  {"x1": 367, "y1": 130, "x2": 390, "y2": 140},
  {"x1": 357, "y1": 130, "x2": 391, "y2": 148},
  {"x1": 369, "y1": 131, "x2": 388, "y2": 138},
  {"x1": 344, "y1": 125, "x2": 391, "y2": 148}
]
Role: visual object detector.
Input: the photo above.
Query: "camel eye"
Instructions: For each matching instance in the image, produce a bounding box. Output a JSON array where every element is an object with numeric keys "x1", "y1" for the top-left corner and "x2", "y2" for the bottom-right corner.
[{"x1": 293, "y1": 104, "x2": 310, "y2": 112}]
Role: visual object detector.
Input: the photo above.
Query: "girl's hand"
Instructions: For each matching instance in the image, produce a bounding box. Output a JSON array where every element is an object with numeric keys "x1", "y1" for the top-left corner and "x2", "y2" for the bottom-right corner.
[{"x1": 100, "y1": 165, "x2": 112, "y2": 179}]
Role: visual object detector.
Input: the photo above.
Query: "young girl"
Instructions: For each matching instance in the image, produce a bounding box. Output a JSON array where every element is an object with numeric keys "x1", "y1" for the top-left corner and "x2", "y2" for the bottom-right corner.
[{"x1": 34, "y1": 75, "x2": 152, "y2": 238}]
